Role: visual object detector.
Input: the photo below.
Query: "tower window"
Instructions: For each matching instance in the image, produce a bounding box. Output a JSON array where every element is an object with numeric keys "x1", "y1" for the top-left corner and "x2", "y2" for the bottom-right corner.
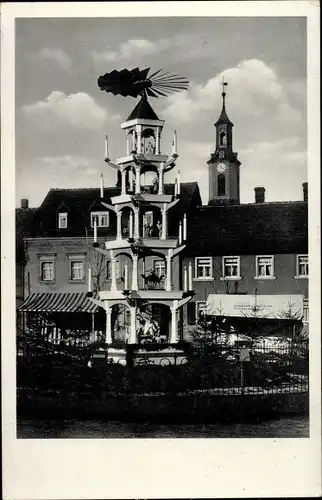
[
  {"x1": 219, "y1": 132, "x2": 227, "y2": 146},
  {"x1": 217, "y1": 174, "x2": 226, "y2": 196}
]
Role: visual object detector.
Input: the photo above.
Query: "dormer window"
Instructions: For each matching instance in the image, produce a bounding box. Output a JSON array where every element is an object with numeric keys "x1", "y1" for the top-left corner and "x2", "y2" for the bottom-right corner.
[
  {"x1": 91, "y1": 211, "x2": 109, "y2": 228},
  {"x1": 58, "y1": 212, "x2": 68, "y2": 229}
]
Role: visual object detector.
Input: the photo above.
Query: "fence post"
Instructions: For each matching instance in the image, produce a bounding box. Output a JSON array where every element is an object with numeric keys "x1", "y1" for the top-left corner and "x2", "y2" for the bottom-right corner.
[{"x1": 240, "y1": 360, "x2": 244, "y2": 395}]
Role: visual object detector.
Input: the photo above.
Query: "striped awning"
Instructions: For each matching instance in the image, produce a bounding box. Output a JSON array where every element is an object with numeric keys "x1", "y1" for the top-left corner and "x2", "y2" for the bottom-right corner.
[{"x1": 17, "y1": 292, "x2": 99, "y2": 313}]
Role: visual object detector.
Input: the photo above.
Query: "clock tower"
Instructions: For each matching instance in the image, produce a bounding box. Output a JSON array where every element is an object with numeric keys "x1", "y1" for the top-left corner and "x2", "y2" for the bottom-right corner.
[{"x1": 207, "y1": 79, "x2": 241, "y2": 206}]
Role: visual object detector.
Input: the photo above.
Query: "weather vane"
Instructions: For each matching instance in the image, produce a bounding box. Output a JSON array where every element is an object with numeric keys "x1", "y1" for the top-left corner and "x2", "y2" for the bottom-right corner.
[
  {"x1": 97, "y1": 67, "x2": 189, "y2": 99},
  {"x1": 221, "y1": 75, "x2": 228, "y2": 95}
]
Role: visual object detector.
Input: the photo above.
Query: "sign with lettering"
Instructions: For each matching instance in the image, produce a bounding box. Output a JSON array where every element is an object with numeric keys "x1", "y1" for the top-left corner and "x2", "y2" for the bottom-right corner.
[{"x1": 206, "y1": 294, "x2": 304, "y2": 319}]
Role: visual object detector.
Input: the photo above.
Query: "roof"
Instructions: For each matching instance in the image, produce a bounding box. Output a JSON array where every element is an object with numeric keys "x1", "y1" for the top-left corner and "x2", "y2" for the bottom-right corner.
[
  {"x1": 24, "y1": 182, "x2": 202, "y2": 239},
  {"x1": 17, "y1": 292, "x2": 99, "y2": 313},
  {"x1": 184, "y1": 201, "x2": 308, "y2": 256},
  {"x1": 126, "y1": 95, "x2": 159, "y2": 121},
  {"x1": 214, "y1": 93, "x2": 233, "y2": 127}
]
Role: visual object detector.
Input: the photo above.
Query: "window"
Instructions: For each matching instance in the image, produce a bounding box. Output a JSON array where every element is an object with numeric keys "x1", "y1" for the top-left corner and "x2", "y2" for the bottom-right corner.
[
  {"x1": 255, "y1": 256, "x2": 275, "y2": 278},
  {"x1": 303, "y1": 298, "x2": 309, "y2": 323},
  {"x1": 91, "y1": 211, "x2": 109, "y2": 228},
  {"x1": 38, "y1": 254, "x2": 56, "y2": 282},
  {"x1": 67, "y1": 254, "x2": 86, "y2": 282},
  {"x1": 219, "y1": 131, "x2": 227, "y2": 146},
  {"x1": 58, "y1": 212, "x2": 68, "y2": 229},
  {"x1": 70, "y1": 261, "x2": 84, "y2": 281},
  {"x1": 41, "y1": 261, "x2": 54, "y2": 281},
  {"x1": 296, "y1": 255, "x2": 308, "y2": 277},
  {"x1": 222, "y1": 256, "x2": 240, "y2": 278},
  {"x1": 153, "y1": 259, "x2": 166, "y2": 277},
  {"x1": 195, "y1": 257, "x2": 213, "y2": 279},
  {"x1": 217, "y1": 174, "x2": 226, "y2": 196},
  {"x1": 196, "y1": 301, "x2": 208, "y2": 322}
]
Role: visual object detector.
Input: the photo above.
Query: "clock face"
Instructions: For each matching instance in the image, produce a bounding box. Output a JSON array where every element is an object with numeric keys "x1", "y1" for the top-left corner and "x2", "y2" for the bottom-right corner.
[{"x1": 217, "y1": 162, "x2": 227, "y2": 173}]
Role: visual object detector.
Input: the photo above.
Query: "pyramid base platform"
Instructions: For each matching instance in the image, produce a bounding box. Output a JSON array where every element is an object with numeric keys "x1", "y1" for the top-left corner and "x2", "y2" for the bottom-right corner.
[{"x1": 92, "y1": 343, "x2": 190, "y2": 366}]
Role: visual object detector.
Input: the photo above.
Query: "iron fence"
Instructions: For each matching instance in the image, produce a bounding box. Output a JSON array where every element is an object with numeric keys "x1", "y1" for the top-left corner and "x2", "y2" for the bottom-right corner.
[{"x1": 17, "y1": 337, "x2": 309, "y2": 397}]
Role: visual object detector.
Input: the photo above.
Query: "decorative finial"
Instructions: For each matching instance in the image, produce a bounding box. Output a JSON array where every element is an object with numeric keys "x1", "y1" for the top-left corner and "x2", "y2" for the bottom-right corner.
[{"x1": 221, "y1": 75, "x2": 228, "y2": 97}]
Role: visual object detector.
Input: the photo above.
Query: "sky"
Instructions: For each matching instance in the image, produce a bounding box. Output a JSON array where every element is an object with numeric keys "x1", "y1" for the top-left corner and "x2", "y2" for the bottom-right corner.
[{"x1": 15, "y1": 17, "x2": 307, "y2": 207}]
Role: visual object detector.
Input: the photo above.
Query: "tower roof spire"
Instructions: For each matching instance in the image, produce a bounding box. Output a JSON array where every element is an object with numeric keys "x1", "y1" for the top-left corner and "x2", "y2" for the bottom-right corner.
[{"x1": 215, "y1": 76, "x2": 233, "y2": 126}]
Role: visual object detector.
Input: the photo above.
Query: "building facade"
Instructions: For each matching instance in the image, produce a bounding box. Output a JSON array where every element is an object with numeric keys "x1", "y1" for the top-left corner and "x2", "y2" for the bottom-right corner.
[
  {"x1": 182, "y1": 90, "x2": 308, "y2": 331},
  {"x1": 17, "y1": 86, "x2": 308, "y2": 342}
]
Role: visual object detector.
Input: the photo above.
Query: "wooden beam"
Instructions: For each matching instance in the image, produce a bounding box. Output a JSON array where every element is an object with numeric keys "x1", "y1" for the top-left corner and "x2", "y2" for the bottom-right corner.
[
  {"x1": 166, "y1": 199, "x2": 179, "y2": 211},
  {"x1": 101, "y1": 201, "x2": 116, "y2": 212},
  {"x1": 173, "y1": 244, "x2": 186, "y2": 257}
]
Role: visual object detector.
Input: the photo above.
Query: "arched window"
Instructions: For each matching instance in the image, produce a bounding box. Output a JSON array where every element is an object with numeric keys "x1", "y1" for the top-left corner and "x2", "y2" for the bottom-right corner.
[
  {"x1": 219, "y1": 132, "x2": 226, "y2": 146},
  {"x1": 218, "y1": 174, "x2": 226, "y2": 196},
  {"x1": 141, "y1": 128, "x2": 156, "y2": 154}
]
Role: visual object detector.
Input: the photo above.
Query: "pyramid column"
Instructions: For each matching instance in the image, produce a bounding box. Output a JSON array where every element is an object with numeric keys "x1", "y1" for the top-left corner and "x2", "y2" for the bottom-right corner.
[
  {"x1": 121, "y1": 170, "x2": 127, "y2": 194},
  {"x1": 116, "y1": 211, "x2": 122, "y2": 239},
  {"x1": 131, "y1": 254, "x2": 138, "y2": 290},
  {"x1": 136, "y1": 125, "x2": 142, "y2": 153},
  {"x1": 158, "y1": 164, "x2": 164, "y2": 195},
  {"x1": 133, "y1": 207, "x2": 140, "y2": 238},
  {"x1": 166, "y1": 249, "x2": 173, "y2": 291},
  {"x1": 111, "y1": 254, "x2": 117, "y2": 290},
  {"x1": 161, "y1": 203, "x2": 167, "y2": 240},
  {"x1": 156, "y1": 127, "x2": 161, "y2": 154},
  {"x1": 170, "y1": 300, "x2": 179, "y2": 343},
  {"x1": 105, "y1": 306, "x2": 112, "y2": 344},
  {"x1": 129, "y1": 306, "x2": 137, "y2": 344},
  {"x1": 135, "y1": 167, "x2": 141, "y2": 194}
]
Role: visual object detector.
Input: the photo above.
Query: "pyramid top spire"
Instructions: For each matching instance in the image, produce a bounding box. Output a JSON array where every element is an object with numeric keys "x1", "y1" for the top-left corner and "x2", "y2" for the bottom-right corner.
[{"x1": 126, "y1": 94, "x2": 160, "y2": 122}]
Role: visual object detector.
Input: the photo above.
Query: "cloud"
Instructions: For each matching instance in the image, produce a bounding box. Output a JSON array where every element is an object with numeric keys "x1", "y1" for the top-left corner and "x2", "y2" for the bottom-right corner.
[
  {"x1": 22, "y1": 91, "x2": 114, "y2": 130},
  {"x1": 91, "y1": 34, "x2": 226, "y2": 68},
  {"x1": 92, "y1": 39, "x2": 159, "y2": 65},
  {"x1": 16, "y1": 154, "x2": 119, "y2": 207},
  {"x1": 163, "y1": 59, "x2": 303, "y2": 139},
  {"x1": 238, "y1": 136, "x2": 307, "y2": 202},
  {"x1": 40, "y1": 155, "x2": 111, "y2": 179},
  {"x1": 40, "y1": 155, "x2": 93, "y2": 171},
  {"x1": 37, "y1": 48, "x2": 72, "y2": 70},
  {"x1": 91, "y1": 34, "x2": 206, "y2": 67},
  {"x1": 168, "y1": 135, "x2": 306, "y2": 205}
]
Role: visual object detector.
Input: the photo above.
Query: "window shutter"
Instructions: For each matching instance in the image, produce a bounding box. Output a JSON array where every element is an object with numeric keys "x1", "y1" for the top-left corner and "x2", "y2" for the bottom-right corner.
[{"x1": 187, "y1": 302, "x2": 196, "y2": 325}]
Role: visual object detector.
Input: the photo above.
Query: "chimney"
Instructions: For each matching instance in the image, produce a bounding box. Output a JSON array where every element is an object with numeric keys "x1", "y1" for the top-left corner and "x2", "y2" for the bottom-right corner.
[
  {"x1": 302, "y1": 182, "x2": 308, "y2": 202},
  {"x1": 21, "y1": 198, "x2": 29, "y2": 209},
  {"x1": 254, "y1": 187, "x2": 265, "y2": 204}
]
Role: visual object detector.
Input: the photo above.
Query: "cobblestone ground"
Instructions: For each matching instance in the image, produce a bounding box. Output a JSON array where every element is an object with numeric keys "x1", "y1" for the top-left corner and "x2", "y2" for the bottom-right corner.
[{"x1": 17, "y1": 415, "x2": 310, "y2": 438}]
